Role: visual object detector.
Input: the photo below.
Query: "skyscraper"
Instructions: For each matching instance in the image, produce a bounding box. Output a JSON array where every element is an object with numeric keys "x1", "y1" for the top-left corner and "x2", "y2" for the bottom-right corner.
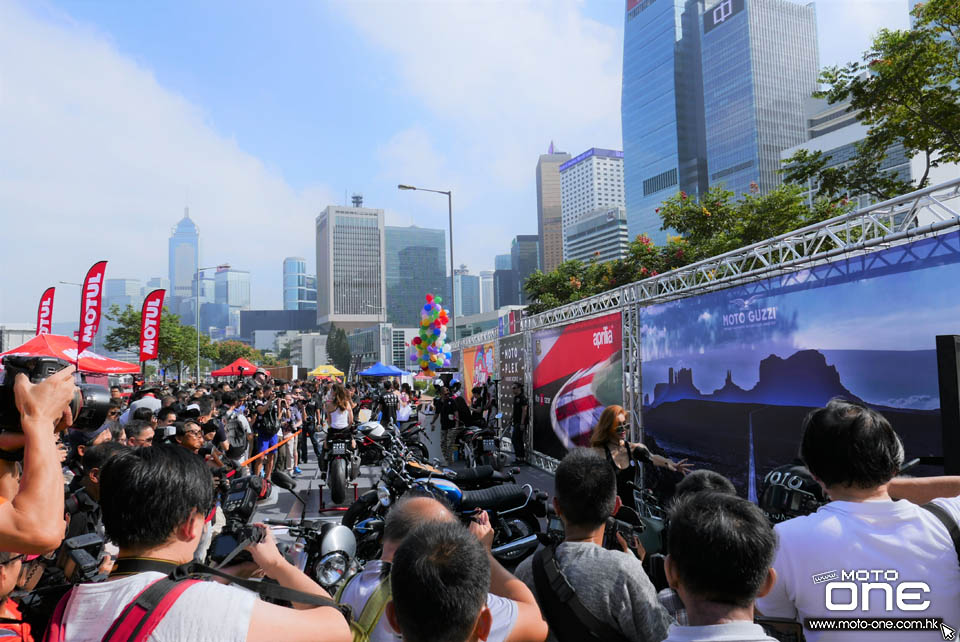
[
  {"x1": 214, "y1": 267, "x2": 251, "y2": 333},
  {"x1": 385, "y1": 225, "x2": 447, "y2": 327},
  {"x1": 622, "y1": 0, "x2": 707, "y2": 244},
  {"x1": 559, "y1": 148, "x2": 625, "y2": 258},
  {"x1": 564, "y1": 206, "x2": 630, "y2": 264},
  {"x1": 479, "y1": 271, "x2": 494, "y2": 313},
  {"x1": 700, "y1": 0, "x2": 818, "y2": 198},
  {"x1": 316, "y1": 203, "x2": 386, "y2": 330},
  {"x1": 511, "y1": 235, "x2": 539, "y2": 305},
  {"x1": 495, "y1": 254, "x2": 512, "y2": 271},
  {"x1": 283, "y1": 257, "x2": 318, "y2": 311},
  {"x1": 141, "y1": 277, "x2": 169, "y2": 301},
  {"x1": 168, "y1": 208, "x2": 199, "y2": 310},
  {"x1": 99, "y1": 278, "x2": 143, "y2": 355},
  {"x1": 536, "y1": 144, "x2": 571, "y2": 272},
  {"x1": 494, "y1": 270, "x2": 518, "y2": 309},
  {"x1": 453, "y1": 266, "x2": 481, "y2": 318}
]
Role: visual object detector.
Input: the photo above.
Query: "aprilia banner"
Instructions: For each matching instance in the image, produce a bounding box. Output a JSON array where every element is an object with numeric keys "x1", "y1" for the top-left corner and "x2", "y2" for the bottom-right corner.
[
  {"x1": 139, "y1": 289, "x2": 165, "y2": 362},
  {"x1": 532, "y1": 312, "x2": 623, "y2": 459},
  {"x1": 77, "y1": 260, "x2": 107, "y2": 356},
  {"x1": 36, "y1": 287, "x2": 55, "y2": 336}
]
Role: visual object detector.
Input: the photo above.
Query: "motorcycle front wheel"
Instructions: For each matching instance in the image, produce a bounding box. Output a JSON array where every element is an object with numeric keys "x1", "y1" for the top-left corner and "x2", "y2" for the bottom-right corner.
[{"x1": 329, "y1": 457, "x2": 347, "y2": 505}]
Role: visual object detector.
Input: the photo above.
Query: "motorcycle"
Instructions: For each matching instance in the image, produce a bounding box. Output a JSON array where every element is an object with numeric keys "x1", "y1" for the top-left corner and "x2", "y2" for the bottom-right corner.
[
  {"x1": 323, "y1": 426, "x2": 360, "y2": 504},
  {"x1": 458, "y1": 413, "x2": 505, "y2": 470},
  {"x1": 345, "y1": 444, "x2": 545, "y2": 566},
  {"x1": 355, "y1": 419, "x2": 430, "y2": 466},
  {"x1": 266, "y1": 472, "x2": 360, "y2": 593}
]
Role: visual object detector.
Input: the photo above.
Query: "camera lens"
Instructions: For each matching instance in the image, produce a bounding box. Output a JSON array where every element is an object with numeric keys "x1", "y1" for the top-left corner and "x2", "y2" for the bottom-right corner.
[{"x1": 71, "y1": 384, "x2": 112, "y2": 432}]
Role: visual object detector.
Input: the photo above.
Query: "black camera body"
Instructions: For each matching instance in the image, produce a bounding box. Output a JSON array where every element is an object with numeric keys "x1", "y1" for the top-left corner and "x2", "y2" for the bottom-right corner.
[
  {"x1": 208, "y1": 474, "x2": 267, "y2": 566},
  {"x1": 0, "y1": 356, "x2": 111, "y2": 432}
]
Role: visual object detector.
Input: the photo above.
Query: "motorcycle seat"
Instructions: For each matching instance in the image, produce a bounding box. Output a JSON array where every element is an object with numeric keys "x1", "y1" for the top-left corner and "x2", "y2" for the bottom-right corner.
[
  {"x1": 460, "y1": 484, "x2": 528, "y2": 512},
  {"x1": 453, "y1": 465, "x2": 509, "y2": 484}
]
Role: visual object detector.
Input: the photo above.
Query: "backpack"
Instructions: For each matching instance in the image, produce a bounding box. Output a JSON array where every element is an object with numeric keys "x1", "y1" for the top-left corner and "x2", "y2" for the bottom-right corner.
[
  {"x1": 223, "y1": 410, "x2": 247, "y2": 458},
  {"x1": 336, "y1": 572, "x2": 392, "y2": 642}
]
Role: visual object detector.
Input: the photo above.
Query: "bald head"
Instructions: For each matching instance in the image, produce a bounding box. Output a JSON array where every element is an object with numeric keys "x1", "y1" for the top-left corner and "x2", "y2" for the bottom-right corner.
[{"x1": 382, "y1": 496, "x2": 456, "y2": 561}]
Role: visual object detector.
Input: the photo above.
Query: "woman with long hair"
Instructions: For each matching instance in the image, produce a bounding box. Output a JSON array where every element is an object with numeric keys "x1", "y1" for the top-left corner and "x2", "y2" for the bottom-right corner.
[
  {"x1": 324, "y1": 383, "x2": 354, "y2": 429},
  {"x1": 590, "y1": 405, "x2": 691, "y2": 505}
]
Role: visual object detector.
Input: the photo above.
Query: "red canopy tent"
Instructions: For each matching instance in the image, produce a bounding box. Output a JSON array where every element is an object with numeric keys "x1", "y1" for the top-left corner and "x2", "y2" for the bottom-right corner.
[
  {"x1": 0, "y1": 334, "x2": 139, "y2": 374},
  {"x1": 210, "y1": 358, "x2": 268, "y2": 377}
]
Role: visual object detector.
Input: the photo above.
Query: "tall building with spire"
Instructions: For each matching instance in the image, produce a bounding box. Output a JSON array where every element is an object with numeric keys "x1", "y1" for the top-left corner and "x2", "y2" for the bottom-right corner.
[
  {"x1": 536, "y1": 142, "x2": 571, "y2": 272},
  {"x1": 168, "y1": 208, "x2": 199, "y2": 314}
]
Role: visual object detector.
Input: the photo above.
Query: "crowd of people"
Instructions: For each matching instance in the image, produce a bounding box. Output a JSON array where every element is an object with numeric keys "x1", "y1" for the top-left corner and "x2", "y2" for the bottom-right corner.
[{"x1": 0, "y1": 363, "x2": 957, "y2": 641}]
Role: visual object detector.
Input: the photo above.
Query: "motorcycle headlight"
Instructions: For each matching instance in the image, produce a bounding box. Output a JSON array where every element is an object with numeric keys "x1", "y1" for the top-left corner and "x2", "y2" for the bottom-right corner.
[
  {"x1": 377, "y1": 484, "x2": 391, "y2": 508},
  {"x1": 316, "y1": 552, "x2": 348, "y2": 589}
]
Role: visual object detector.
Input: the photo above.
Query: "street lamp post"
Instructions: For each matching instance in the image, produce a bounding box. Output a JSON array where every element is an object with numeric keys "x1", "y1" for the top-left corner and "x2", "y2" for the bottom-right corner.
[
  {"x1": 397, "y1": 184, "x2": 456, "y2": 342},
  {"x1": 195, "y1": 264, "x2": 229, "y2": 382}
]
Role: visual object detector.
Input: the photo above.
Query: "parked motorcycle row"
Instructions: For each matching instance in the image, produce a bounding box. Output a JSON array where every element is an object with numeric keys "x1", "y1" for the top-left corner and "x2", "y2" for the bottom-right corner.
[{"x1": 235, "y1": 408, "x2": 560, "y2": 596}]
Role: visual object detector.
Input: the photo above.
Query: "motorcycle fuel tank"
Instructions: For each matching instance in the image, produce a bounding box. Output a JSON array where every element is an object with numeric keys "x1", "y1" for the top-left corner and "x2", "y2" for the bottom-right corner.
[{"x1": 416, "y1": 477, "x2": 463, "y2": 508}]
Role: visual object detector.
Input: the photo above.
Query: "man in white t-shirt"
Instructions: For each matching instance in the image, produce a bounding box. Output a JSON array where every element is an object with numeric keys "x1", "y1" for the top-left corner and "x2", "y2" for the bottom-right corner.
[
  {"x1": 757, "y1": 399, "x2": 960, "y2": 641},
  {"x1": 337, "y1": 494, "x2": 547, "y2": 642},
  {"x1": 58, "y1": 444, "x2": 351, "y2": 642}
]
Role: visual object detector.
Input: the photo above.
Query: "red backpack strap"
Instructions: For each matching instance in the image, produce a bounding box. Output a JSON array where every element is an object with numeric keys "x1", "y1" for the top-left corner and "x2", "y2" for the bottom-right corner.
[
  {"x1": 41, "y1": 587, "x2": 74, "y2": 642},
  {"x1": 100, "y1": 577, "x2": 201, "y2": 642}
]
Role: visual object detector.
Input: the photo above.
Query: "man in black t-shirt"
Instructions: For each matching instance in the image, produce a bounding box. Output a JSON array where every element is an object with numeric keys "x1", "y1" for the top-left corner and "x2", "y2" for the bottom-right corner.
[
  {"x1": 431, "y1": 387, "x2": 457, "y2": 465},
  {"x1": 511, "y1": 382, "x2": 529, "y2": 463},
  {"x1": 377, "y1": 380, "x2": 399, "y2": 426}
]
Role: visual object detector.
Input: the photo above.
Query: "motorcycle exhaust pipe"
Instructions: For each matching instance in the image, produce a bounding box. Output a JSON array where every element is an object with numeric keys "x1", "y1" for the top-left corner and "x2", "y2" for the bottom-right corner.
[{"x1": 491, "y1": 534, "x2": 539, "y2": 557}]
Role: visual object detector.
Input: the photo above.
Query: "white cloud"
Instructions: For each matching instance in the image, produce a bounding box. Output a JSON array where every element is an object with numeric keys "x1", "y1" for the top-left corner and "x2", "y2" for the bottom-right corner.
[
  {"x1": 335, "y1": 0, "x2": 623, "y2": 191},
  {"x1": 0, "y1": 1, "x2": 335, "y2": 324}
]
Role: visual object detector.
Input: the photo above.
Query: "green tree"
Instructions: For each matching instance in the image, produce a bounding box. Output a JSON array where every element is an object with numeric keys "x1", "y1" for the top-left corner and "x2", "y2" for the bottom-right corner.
[
  {"x1": 524, "y1": 185, "x2": 847, "y2": 314},
  {"x1": 212, "y1": 340, "x2": 260, "y2": 367},
  {"x1": 103, "y1": 304, "x2": 216, "y2": 380},
  {"x1": 324, "y1": 325, "x2": 352, "y2": 373},
  {"x1": 782, "y1": 0, "x2": 960, "y2": 201}
]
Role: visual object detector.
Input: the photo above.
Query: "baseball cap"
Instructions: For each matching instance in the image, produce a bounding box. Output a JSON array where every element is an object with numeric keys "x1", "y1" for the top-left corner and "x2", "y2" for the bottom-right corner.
[{"x1": 68, "y1": 423, "x2": 110, "y2": 450}]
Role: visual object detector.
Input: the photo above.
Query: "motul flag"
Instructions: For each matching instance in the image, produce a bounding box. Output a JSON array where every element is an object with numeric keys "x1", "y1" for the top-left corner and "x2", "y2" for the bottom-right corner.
[
  {"x1": 36, "y1": 287, "x2": 55, "y2": 336},
  {"x1": 77, "y1": 260, "x2": 107, "y2": 356},
  {"x1": 139, "y1": 289, "x2": 165, "y2": 362}
]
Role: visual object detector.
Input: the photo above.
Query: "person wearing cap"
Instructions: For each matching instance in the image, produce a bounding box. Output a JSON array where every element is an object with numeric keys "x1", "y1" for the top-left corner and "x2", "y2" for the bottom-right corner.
[{"x1": 118, "y1": 387, "x2": 162, "y2": 425}]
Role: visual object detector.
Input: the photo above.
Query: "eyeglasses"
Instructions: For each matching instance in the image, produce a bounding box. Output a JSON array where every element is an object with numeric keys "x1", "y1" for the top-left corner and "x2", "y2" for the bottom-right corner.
[
  {"x1": 2, "y1": 553, "x2": 26, "y2": 566},
  {"x1": 182, "y1": 429, "x2": 202, "y2": 438},
  {"x1": 107, "y1": 410, "x2": 121, "y2": 417}
]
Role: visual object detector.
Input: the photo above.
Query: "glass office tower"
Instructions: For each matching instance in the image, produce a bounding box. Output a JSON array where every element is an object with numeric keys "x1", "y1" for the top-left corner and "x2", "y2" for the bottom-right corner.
[
  {"x1": 622, "y1": 0, "x2": 707, "y2": 244},
  {"x1": 384, "y1": 225, "x2": 447, "y2": 327},
  {"x1": 700, "y1": 0, "x2": 818, "y2": 198}
]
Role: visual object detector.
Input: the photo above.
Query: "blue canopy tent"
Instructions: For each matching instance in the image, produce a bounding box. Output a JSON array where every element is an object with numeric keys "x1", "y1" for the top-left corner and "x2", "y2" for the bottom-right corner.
[{"x1": 357, "y1": 362, "x2": 407, "y2": 377}]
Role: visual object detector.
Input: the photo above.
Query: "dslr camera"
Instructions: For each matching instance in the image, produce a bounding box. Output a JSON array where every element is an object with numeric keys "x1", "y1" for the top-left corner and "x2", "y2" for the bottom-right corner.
[
  {"x1": 0, "y1": 356, "x2": 111, "y2": 432},
  {"x1": 207, "y1": 474, "x2": 270, "y2": 565}
]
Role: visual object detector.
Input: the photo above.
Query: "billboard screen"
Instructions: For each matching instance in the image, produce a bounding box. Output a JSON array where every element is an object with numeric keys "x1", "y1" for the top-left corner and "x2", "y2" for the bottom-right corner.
[
  {"x1": 498, "y1": 334, "x2": 526, "y2": 427},
  {"x1": 640, "y1": 231, "x2": 960, "y2": 498},
  {"x1": 533, "y1": 312, "x2": 623, "y2": 459},
  {"x1": 462, "y1": 342, "x2": 497, "y2": 405}
]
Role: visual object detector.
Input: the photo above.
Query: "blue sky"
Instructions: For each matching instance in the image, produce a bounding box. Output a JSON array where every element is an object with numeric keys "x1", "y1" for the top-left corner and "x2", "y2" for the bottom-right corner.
[{"x1": 0, "y1": 0, "x2": 910, "y2": 324}]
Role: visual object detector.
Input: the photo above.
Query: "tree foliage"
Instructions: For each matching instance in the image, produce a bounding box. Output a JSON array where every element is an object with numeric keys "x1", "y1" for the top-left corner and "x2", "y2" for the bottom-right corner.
[
  {"x1": 212, "y1": 340, "x2": 260, "y2": 366},
  {"x1": 782, "y1": 0, "x2": 960, "y2": 202},
  {"x1": 103, "y1": 304, "x2": 217, "y2": 378},
  {"x1": 325, "y1": 325, "x2": 352, "y2": 374},
  {"x1": 524, "y1": 185, "x2": 848, "y2": 314}
]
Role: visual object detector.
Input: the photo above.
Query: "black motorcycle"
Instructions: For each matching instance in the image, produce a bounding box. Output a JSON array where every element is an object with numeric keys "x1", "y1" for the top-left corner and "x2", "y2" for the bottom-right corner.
[
  {"x1": 343, "y1": 444, "x2": 544, "y2": 566},
  {"x1": 323, "y1": 426, "x2": 359, "y2": 505},
  {"x1": 266, "y1": 472, "x2": 360, "y2": 594}
]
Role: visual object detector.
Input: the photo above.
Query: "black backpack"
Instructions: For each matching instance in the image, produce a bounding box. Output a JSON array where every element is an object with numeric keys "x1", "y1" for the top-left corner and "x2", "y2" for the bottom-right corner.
[{"x1": 224, "y1": 410, "x2": 247, "y2": 458}]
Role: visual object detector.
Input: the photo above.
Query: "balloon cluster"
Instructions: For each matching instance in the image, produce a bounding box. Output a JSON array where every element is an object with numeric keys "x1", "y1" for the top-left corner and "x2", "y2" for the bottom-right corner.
[{"x1": 409, "y1": 293, "x2": 451, "y2": 376}]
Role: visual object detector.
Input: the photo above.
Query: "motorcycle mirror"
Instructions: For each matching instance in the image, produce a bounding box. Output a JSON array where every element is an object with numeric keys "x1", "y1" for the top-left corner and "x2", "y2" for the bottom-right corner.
[{"x1": 271, "y1": 470, "x2": 298, "y2": 493}]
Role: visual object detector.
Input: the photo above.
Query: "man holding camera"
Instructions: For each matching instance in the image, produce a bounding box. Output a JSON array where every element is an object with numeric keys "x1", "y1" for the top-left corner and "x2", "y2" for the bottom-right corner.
[
  {"x1": 54, "y1": 444, "x2": 351, "y2": 641},
  {"x1": 0, "y1": 365, "x2": 77, "y2": 554},
  {"x1": 514, "y1": 449, "x2": 672, "y2": 642}
]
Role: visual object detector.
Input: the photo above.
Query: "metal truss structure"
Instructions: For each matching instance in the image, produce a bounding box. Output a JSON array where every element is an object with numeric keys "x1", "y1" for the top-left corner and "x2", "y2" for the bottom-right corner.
[
  {"x1": 447, "y1": 178, "x2": 960, "y2": 473},
  {"x1": 520, "y1": 177, "x2": 960, "y2": 332}
]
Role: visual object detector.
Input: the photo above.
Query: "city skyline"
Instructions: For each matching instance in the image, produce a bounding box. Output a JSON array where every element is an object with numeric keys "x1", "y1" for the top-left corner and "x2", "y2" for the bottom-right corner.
[{"x1": 0, "y1": 0, "x2": 911, "y2": 326}]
